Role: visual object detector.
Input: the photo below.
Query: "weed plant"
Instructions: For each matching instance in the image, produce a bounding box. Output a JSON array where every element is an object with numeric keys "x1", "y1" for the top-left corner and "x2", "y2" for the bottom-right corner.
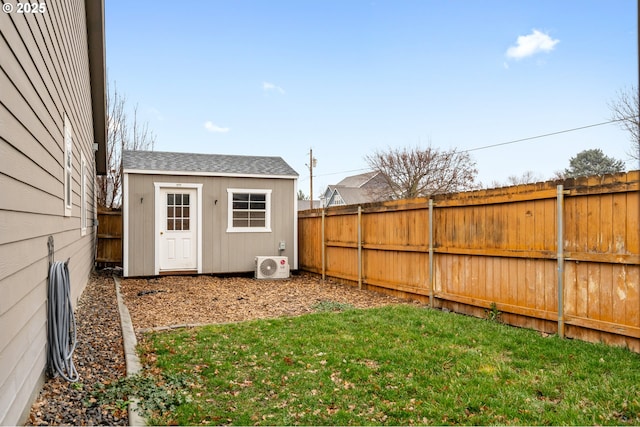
[{"x1": 312, "y1": 299, "x2": 355, "y2": 312}]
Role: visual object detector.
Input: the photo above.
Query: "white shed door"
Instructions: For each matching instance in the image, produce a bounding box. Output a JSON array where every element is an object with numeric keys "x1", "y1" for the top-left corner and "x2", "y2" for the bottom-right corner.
[{"x1": 159, "y1": 189, "x2": 197, "y2": 271}]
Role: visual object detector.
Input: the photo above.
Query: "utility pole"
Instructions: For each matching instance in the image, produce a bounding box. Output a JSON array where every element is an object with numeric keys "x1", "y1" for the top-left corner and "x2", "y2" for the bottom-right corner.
[{"x1": 306, "y1": 148, "x2": 317, "y2": 207}]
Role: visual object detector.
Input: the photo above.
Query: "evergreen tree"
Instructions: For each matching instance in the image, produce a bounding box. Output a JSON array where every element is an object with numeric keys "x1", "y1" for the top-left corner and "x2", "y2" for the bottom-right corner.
[{"x1": 564, "y1": 149, "x2": 625, "y2": 178}]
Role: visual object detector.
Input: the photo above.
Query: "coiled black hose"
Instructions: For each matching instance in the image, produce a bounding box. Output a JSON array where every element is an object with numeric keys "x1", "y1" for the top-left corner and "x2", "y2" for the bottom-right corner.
[{"x1": 47, "y1": 260, "x2": 79, "y2": 382}]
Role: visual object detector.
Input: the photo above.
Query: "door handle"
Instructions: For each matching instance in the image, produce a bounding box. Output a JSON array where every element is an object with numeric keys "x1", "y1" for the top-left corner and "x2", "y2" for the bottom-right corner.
[{"x1": 160, "y1": 231, "x2": 164, "y2": 235}]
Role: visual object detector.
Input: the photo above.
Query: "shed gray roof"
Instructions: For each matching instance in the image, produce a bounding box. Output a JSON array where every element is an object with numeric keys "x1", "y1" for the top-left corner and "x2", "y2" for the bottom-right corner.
[{"x1": 123, "y1": 150, "x2": 298, "y2": 177}]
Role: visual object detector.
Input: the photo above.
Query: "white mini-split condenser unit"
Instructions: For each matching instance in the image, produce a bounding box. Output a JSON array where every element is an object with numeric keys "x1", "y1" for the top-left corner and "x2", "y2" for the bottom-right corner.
[{"x1": 255, "y1": 256, "x2": 290, "y2": 279}]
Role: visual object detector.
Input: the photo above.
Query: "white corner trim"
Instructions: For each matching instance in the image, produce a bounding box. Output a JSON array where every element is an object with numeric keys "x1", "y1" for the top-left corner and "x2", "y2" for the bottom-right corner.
[
  {"x1": 153, "y1": 183, "x2": 160, "y2": 275},
  {"x1": 196, "y1": 184, "x2": 203, "y2": 274},
  {"x1": 63, "y1": 114, "x2": 73, "y2": 217},
  {"x1": 293, "y1": 178, "x2": 299, "y2": 269},
  {"x1": 80, "y1": 151, "x2": 88, "y2": 236},
  {"x1": 123, "y1": 173, "x2": 129, "y2": 277}
]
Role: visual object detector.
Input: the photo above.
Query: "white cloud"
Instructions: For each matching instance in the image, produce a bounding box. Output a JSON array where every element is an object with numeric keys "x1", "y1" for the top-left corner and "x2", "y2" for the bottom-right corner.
[
  {"x1": 262, "y1": 81, "x2": 285, "y2": 94},
  {"x1": 506, "y1": 29, "x2": 559, "y2": 60},
  {"x1": 204, "y1": 121, "x2": 230, "y2": 133}
]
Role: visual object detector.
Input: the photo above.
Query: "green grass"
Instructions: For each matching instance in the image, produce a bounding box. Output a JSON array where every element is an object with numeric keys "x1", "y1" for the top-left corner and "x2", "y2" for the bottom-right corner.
[{"x1": 136, "y1": 305, "x2": 639, "y2": 425}]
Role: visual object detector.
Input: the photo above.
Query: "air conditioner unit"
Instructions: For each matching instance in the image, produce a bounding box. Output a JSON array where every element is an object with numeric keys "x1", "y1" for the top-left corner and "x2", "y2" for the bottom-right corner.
[{"x1": 255, "y1": 256, "x2": 290, "y2": 279}]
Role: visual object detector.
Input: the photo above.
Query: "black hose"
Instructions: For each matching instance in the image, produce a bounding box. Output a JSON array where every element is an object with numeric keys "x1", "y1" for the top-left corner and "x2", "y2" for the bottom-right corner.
[{"x1": 47, "y1": 260, "x2": 79, "y2": 382}]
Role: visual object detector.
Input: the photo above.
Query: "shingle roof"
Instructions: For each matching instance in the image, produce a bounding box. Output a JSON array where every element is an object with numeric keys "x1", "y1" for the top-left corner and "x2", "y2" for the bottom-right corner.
[
  {"x1": 332, "y1": 186, "x2": 375, "y2": 205},
  {"x1": 323, "y1": 171, "x2": 393, "y2": 206},
  {"x1": 335, "y1": 171, "x2": 379, "y2": 188},
  {"x1": 123, "y1": 150, "x2": 298, "y2": 177}
]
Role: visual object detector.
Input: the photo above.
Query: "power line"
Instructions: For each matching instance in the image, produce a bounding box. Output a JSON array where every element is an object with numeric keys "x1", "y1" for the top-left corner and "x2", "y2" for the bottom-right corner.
[
  {"x1": 299, "y1": 167, "x2": 371, "y2": 181},
  {"x1": 301, "y1": 116, "x2": 637, "y2": 181},
  {"x1": 462, "y1": 117, "x2": 635, "y2": 153}
]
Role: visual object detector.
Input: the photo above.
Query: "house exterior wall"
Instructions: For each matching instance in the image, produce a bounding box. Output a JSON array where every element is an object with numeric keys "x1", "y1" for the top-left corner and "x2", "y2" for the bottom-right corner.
[
  {"x1": 124, "y1": 173, "x2": 297, "y2": 276},
  {"x1": 0, "y1": 1, "x2": 103, "y2": 424}
]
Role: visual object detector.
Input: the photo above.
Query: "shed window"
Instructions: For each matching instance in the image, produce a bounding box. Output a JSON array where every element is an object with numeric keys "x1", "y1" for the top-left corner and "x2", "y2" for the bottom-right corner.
[{"x1": 227, "y1": 189, "x2": 271, "y2": 232}]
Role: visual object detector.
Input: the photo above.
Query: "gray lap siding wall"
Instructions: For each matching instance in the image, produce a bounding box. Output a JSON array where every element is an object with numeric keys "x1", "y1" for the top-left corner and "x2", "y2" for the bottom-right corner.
[
  {"x1": 125, "y1": 173, "x2": 296, "y2": 276},
  {"x1": 0, "y1": 1, "x2": 99, "y2": 424}
]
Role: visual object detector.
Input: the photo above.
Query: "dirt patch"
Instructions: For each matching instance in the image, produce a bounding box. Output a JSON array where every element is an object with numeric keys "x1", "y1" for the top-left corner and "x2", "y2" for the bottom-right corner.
[{"x1": 120, "y1": 272, "x2": 412, "y2": 331}]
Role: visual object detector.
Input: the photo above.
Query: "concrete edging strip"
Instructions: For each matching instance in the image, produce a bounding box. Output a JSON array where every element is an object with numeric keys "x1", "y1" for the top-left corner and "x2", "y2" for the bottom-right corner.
[{"x1": 113, "y1": 276, "x2": 146, "y2": 427}]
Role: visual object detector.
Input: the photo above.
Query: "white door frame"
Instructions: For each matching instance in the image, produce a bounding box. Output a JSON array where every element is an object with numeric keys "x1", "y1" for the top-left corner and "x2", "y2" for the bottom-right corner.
[{"x1": 154, "y1": 182, "x2": 203, "y2": 275}]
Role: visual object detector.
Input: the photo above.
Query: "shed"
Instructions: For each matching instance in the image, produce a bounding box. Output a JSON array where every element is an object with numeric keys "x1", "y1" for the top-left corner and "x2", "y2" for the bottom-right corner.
[{"x1": 123, "y1": 150, "x2": 299, "y2": 277}]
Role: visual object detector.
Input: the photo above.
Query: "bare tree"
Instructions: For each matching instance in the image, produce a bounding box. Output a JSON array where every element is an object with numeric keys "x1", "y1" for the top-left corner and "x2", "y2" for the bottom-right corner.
[
  {"x1": 97, "y1": 81, "x2": 156, "y2": 208},
  {"x1": 364, "y1": 145, "x2": 478, "y2": 199},
  {"x1": 490, "y1": 170, "x2": 543, "y2": 187},
  {"x1": 609, "y1": 85, "x2": 639, "y2": 162}
]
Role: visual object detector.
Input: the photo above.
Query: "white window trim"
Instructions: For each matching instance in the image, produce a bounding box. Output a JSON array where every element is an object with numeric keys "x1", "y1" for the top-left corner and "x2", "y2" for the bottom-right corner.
[
  {"x1": 63, "y1": 115, "x2": 73, "y2": 216},
  {"x1": 80, "y1": 151, "x2": 88, "y2": 236},
  {"x1": 227, "y1": 188, "x2": 272, "y2": 233}
]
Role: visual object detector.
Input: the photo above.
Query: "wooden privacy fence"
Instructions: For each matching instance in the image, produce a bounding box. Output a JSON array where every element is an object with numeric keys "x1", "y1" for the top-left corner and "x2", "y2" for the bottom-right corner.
[
  {"x1": 298, "y1": 171, "x2": 640, "y2": 351},
  {"x1": 96, "y1": 208, "x2": 122, "y2": 266}
]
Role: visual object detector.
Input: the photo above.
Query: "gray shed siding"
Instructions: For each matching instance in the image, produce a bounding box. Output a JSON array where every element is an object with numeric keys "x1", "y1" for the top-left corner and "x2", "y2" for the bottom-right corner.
[
  {"x1": 124, "y1": 173, "x2": 297, "y2": 276},
  {"x1": 0, "y1": 1, "x2": 104, "y2": 424}
]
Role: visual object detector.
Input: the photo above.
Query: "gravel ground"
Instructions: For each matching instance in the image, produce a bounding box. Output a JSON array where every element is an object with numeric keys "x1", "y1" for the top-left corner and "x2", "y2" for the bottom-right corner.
[
  {"x1": 120, "y1": 272, "x2": 411, "y2": 334},
  {"x1": 26, "y1": 271, "x2": 412, "y2": 425},
  {"x1": 27, "y1": 272, "x2": 128, "y2": 426}
]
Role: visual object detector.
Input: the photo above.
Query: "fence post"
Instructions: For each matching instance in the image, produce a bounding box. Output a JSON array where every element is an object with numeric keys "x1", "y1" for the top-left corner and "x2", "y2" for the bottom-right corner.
[
  {"x1": 321, "y1": 209, "x2": 326, "y2": 281},
  {"x1": 357, "y1": 205, "x2": 362, "y2": 290},
  {"x1": 556, "y1": 185, "x2": 565, "y2": 338},
  {"x1": 428, "y1": 199, "x2": 434, "y2": 308}
]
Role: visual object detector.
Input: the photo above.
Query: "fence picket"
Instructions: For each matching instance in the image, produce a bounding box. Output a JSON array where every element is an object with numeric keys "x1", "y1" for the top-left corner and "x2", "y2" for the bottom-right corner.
[{"x1": 298, "y1": 171, "x2": 640, "y2": 351}]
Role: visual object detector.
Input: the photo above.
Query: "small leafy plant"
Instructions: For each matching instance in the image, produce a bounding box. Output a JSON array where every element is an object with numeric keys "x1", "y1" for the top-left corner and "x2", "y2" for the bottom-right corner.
[
  {"x1": 485, "y1": 302, "x2": 502, "y2": 323},
  {"x1": 90, "y1": 372, "x2": 198, "y2": 418}
]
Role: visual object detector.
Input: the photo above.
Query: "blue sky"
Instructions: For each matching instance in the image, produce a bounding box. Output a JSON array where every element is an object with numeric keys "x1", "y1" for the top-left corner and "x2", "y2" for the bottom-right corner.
[{"x1": 105, "y1": 0, "x2": 638, "y2": 198}]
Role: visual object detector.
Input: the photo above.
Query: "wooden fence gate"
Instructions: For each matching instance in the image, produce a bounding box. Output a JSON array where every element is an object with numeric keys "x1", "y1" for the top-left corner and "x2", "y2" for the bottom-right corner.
[{"x1": 96, "y1": 208, "x2": 122, "y2": 267}]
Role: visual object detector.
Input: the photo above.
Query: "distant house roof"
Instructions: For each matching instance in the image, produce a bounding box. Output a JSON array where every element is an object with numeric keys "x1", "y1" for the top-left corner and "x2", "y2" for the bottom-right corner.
[
  {"x1": 123, "y1": 150, "x2": 298, "y2": 178},
  {"x1": 331, "y1": 187, "x2": 375, "y2": 205},
  {"x1": 335, "y1": 171, "x2": 380, "y2": 188},
  {"x1": 322, "y1": 171, "x2": 392, "y2": 207}
]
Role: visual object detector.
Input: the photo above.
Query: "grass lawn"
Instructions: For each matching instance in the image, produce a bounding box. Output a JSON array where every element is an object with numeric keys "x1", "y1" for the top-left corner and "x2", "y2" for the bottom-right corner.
[{"x1": 133, "y1": 305, "x2": 639, "y2": 425}]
